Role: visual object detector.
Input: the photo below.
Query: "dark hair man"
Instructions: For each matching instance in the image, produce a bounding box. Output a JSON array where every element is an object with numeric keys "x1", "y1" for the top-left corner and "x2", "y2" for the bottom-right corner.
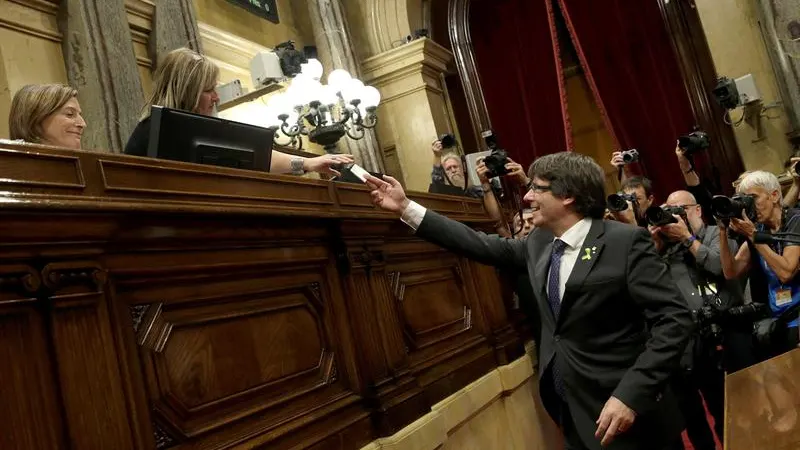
[{"x1": 365, "y1": 152, "x2": 692, "y2": 450}]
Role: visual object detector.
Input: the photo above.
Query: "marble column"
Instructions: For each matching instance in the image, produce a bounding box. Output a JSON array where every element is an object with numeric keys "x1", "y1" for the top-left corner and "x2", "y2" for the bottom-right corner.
[
  {"x1": 361, "y1": 39, "x2": 455, "y2": 191},
  {"x1": 59, "y1": 0, "x2": 144, "y2": 153},
  {"x1": 306, "y1": 0, "x2": 385, "y2": 173},
  {"x1": 150, "y1": 0, "x2": 203, "y2": 61},
  {"x1": 756, "y1": 0, "x2": 800, "y2": 137}
]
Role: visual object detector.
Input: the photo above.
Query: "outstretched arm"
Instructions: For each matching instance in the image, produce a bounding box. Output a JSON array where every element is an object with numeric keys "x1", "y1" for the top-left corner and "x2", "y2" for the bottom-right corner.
[{"x1": 366, "y1": 174, "x2": 526, "y2": 270}]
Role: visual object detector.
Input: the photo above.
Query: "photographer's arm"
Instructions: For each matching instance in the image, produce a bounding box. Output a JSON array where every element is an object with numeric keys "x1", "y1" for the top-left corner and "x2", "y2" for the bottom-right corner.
[
  {"x1": 690, "y1": 228, "x2": 723, "y2": 276},
  {"x1": 676, "y1": 146, "x2": 701, "y2": 187},
  {"x1": 753, "y1": 244, "x2": 800, "y2": 283},
  {"x1": 719, "y1": 226, "x2": 751, "y2": 280},
  {"x1": 732, "y1": 215, "x2": 800, "y2": 283},
  {"x1": 482, "y1": 187, "x2": 511, "y2": 237},
  {"x1": 477, "y1": 161, "x2": 511, "y2": 237},
  {"x1": 784, "y1": 181, "x2": 800, "y2": 208}
]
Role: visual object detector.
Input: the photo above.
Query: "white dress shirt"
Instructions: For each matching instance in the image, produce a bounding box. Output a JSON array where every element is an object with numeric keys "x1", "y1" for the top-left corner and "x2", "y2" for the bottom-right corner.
[
  {"x1": 548, "y1": 218, "x2": 593, "y2": 302},
  {"x1": 400, "y1": 201, "x2": 594, "y2": 303}
]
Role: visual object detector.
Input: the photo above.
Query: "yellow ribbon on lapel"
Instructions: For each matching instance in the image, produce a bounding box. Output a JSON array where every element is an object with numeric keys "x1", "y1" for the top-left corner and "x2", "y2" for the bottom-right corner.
[{"x1": 581, "y1": 247, "x2": 592, "y2": 261}]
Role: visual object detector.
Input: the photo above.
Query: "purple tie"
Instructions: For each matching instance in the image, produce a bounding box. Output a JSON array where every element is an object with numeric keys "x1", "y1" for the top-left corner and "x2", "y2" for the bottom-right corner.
[
  {"x1": 548, "y1": 238, "x2": 568, "y2": 400},
  {"x1": 548, "y1": 239, "x2": 568, "y2": 319}
]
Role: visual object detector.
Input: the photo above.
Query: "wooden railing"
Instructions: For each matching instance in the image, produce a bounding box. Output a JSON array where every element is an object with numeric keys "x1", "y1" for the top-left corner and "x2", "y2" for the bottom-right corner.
[{"x1": 0, "y1": 142, "x2": 525, "y2": 449}]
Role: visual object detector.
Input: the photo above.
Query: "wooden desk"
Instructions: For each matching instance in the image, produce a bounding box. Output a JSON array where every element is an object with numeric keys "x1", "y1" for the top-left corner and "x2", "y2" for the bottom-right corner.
[{"x1": 0, "y1": 143, "x2": 524, "y2": 450}]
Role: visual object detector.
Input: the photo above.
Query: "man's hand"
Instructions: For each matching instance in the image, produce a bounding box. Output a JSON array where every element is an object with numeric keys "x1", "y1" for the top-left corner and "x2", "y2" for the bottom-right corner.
[
  {"x1": 476, "y1": 161, "x2": 490, "y2": 184},
  {"x1": 595, "y1": 396, "x2": 636, "y2": 447},
  {"x1": 611, "y1": 206, "x2": 636, "y2": 225},
  {"x1": 648, "y1": 225, "x2": 664, "y2": 252},
  {"x1": 675, "y1": 143, "x2": 692, "y2": 173},
  {"x1": 789, "y1": 157, "x2": 800, "y2": 180},
  {"x1": 660, "y1": 216, "x2": 692, "y2": 242},
  {"x1": 365, "y1": 174, "x2": 410, "y2": 215},
  {"x1": 431, "y1": 140, "x2": 443, "y2": 156},
  {"x1": 730, "y1": 211, "x2": 756, "y2": 241},
  {"x1": 610, "y1": 151, "x2": 624, "y2": 168},
  {"x1": 505, "y1": 159, "x2": 529, "y2": 187}
]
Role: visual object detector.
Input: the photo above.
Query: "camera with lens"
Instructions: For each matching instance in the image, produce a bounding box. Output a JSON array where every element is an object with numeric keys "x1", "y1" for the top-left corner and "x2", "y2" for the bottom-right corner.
[
  {"x1": 274, "y1": 41, "x2": 308, "y2": 78},
  {"x1": 439, "y1": 133, "x2": 456, "y2": 150},
  {"x1": 710, "y1": 194, "x2": 756, "y2": 221},
  {"x1": 481, "y1": 130, "x2": 510, "y2": 178},
  {"x1": 678, "y1": 130, "x2": 711, "y2": 156},
  {"x1": 620, "y1": 149, "x2": 639, "y2": 165},
  {"x1": 645, "y1": 205, "x2": 686, "y2": 227},
  {"x1": 607, "y1": 193, "x2": 637, "y2": 212}
]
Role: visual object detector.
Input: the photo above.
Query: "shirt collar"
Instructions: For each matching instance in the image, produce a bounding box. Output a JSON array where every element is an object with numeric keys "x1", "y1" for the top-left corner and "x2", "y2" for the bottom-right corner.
[{"x1": 554, "y1": 218, "x2": 593, "y2": 250}]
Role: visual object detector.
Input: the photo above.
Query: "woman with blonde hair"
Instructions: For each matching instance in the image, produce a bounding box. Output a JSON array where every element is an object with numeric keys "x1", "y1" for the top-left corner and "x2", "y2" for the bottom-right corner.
[
  {"x1": 125, "y1": 47, "x2": 351, "y2": 175},
  {"x1": 6, "y1": 83, "x2": 86, "y2": 149}
]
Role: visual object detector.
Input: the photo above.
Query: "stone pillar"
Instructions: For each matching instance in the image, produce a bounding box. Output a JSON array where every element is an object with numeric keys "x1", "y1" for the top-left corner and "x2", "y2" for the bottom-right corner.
[
  {"x1": 150, "y1": 0, "x2": 203, "y2": 61},
  {"x1": 59, "y1": 0, "x2": 144, "y2": 153},
  {"x1": 756, "y1": 0, "x2": 800, "y2": 139},
  {"x1": 361, "y1": 38, "x2": 454, "y2": 191},
  {"x1": 307, "y1": 0, "x2": 385, "y2": 173}
]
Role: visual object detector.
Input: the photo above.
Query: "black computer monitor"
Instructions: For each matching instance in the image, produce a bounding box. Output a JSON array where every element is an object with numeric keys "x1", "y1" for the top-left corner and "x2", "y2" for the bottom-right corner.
[{"x1": 147, "y1": 106, "x2": 274, "y2": 171}]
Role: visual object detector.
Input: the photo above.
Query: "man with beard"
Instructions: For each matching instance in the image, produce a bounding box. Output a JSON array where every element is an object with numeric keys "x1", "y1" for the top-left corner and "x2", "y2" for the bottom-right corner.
[{"x1": 429, "y1": 139, "x2": 484, "y2": 198}]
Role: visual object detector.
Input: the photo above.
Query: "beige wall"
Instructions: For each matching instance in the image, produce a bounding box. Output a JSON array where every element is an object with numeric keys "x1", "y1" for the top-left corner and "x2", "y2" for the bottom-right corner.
[
  {"x1": 194, "y1": 0, "x2": 313, "y2": 51},
  {"x1": 360, "y1": 344, "x2": 563, "y2": 450},
  {"x1": 696, "y1": 0, "x2": 795, "y2": 174},
  {"x1": 0, "y1": 1, "x2": 68, "y2": 139}
]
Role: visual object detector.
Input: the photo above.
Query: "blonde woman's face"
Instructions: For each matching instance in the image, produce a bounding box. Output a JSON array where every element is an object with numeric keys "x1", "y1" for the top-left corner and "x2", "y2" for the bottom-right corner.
[
  {"x1": 40, "y1": 97, "x2": 85, "y2": 149},
  {"x1": 195, "y1": 86, "x2": 219, "y2": 116}
]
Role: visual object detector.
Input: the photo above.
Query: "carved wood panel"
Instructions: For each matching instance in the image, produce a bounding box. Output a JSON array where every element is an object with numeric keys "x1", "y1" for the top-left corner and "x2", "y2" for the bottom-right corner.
[
  {"x1": 0, "y1": 265, "x2": 64, "y2": 450},
  {"x1": 110, "y1": 252, "x2": 359, "y2": 448}
]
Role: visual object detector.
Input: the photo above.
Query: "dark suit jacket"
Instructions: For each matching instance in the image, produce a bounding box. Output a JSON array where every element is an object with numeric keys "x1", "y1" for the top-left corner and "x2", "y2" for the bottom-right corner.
[{"x1": 417, "y1": 211, "x2": 693, "y2": 450}]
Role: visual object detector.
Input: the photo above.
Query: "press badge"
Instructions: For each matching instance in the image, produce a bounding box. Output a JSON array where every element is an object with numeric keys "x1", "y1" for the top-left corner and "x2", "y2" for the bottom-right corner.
[{"x1": 776, "y1": 288, "x2": 793, "y2": 307}]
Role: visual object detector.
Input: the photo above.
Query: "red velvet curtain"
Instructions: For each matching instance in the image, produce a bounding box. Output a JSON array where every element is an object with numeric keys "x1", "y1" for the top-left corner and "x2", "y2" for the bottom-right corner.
[
  {"x1": 557, "y1": 0, "x2": 697, "y2": 200},
  {"x1": 470, "y1": 0, "x2": 571, "y2": 169}
]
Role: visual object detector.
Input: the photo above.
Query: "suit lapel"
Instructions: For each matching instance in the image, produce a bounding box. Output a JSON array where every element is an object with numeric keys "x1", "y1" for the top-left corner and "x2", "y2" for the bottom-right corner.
[{"x1": 559, "y1": 220, "x2": 606, "y2": 322}]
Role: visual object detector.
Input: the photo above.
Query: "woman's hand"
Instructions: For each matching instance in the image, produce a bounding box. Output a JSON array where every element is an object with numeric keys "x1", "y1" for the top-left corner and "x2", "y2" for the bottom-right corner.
[{"x1": 303, "y1": 154, "x2": 355, "y2": 176}]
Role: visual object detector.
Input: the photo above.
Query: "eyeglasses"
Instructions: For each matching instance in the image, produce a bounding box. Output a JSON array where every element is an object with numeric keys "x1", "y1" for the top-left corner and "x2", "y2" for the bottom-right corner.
[
  {"x1": 526, "y1": 180, "x2": 552, "y2": 193},
  {"x1": 673, "y1": 204, "x2": 699, "y2": 209}
]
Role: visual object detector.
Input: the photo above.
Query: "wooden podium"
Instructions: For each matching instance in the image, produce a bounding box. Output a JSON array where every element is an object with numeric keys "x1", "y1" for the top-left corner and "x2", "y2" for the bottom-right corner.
[
  {"x1": 0, "y1": 143, "x2": 524, "y2": 449},
  {"x1": 725, "y1": 348, "x2": 800, "y2": 450}
]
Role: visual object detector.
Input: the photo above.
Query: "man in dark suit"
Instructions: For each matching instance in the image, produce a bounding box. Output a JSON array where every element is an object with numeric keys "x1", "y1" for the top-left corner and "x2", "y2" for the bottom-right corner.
[{"x1": 365, "y1": 152, "x2": 693, "y2": 450}]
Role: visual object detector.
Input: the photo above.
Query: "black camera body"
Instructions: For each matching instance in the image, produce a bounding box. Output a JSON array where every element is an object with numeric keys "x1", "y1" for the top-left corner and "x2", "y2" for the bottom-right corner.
[
  {"x1": 710, "y1": 194, "x2": 756, "y2": 221},
  {"x1": 713, "y1": 77, "x2": 740, "y2": 110},
  {"x1": 646, "y1": 205, "x2": 686, "y2": 227},
  {"x1": 620, "y1": 149, "x2": 639, "y2": 164},
  {"x1": 678, "y1": 130, "x2": 711, "y2": 156},
  {"x1": 274, "y1": 41, "x2": 308, "y2": 78},
  {"x1": 482, "y1": 130, "x2": 510, "y2": 178},
  {"x1": 439, "y1": 134, "x2": 456, "y2": 149},
  {"x1": 607, "y1": 193, "x2": 637, "y2": 212}
]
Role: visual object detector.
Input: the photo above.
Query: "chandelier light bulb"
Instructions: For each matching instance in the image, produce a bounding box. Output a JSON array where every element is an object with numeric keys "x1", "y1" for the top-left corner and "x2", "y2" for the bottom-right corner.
[
  {"x1": 360, "y1": 86, "x2": 381, "y2": 108},
  {"x1": 327, "y1": 69, "x2": 352, "y2": 93},
  {"x1": 302, "y1": 58, "x2": 324, "y2": 81},
  {"x1": 342, "y1": 79, "x2": 365, "y2": 103}
]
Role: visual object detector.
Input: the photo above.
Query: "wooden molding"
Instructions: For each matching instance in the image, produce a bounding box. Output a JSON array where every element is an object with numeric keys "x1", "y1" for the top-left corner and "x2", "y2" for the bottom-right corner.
[{"x1": 0, "y1": 0, "x2": 61, "y2": 42}]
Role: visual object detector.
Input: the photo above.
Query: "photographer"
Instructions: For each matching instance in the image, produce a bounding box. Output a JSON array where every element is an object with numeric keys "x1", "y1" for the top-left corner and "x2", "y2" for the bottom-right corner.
[
  {"x1": 782, "y1": 157, "x2": 800, "y2": 208},
  {"x1": 430, "y1": 139, "x2": 484, "y2": 198},
  {"x1": 719, "y1": 171, "x2": 800, "y2": 360},
  {"x1": 649, "y1": 190, "x2": 740, "y2": 449}
]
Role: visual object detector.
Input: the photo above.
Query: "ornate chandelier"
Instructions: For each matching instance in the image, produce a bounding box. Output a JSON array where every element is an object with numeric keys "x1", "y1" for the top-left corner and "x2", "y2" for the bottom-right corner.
[{"x1": 265, "y1": 60, "x2": 381, "y2": 153}]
